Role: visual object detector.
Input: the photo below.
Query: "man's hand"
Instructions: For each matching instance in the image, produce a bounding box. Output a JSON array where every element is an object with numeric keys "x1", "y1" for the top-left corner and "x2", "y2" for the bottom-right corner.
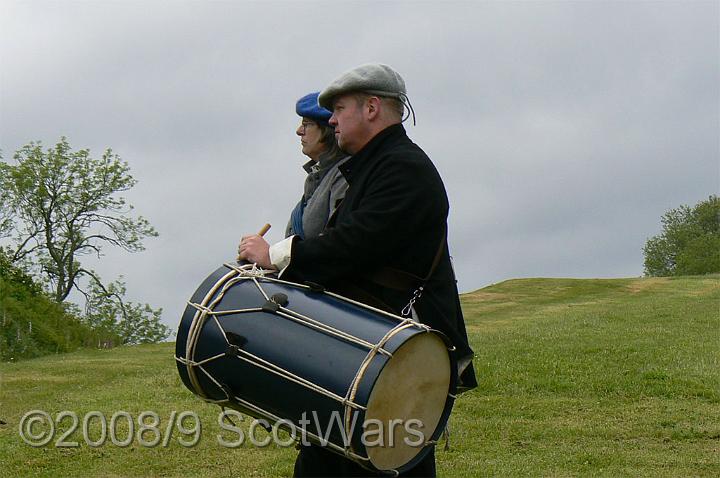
[{"x1": 237, "y1": 234, "x2": 275, "y2": 269}]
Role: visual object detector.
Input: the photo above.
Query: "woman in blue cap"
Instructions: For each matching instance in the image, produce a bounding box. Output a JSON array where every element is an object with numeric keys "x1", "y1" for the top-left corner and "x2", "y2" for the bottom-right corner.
[{"x1": 286, "y1": 91, "x2": 349, "y2": 239}]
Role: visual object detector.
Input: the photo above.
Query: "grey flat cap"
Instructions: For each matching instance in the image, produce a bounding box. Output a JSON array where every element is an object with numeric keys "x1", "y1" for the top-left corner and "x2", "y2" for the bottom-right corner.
[{"x1": 318, "y1": 63, "x2": 407, "y2": 110}]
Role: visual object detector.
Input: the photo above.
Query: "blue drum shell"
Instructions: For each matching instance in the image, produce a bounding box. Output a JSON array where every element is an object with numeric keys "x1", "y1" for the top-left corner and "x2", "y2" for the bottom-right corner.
[{"x1": 176, "y1": 264, "x2": 456, "y2": 473}]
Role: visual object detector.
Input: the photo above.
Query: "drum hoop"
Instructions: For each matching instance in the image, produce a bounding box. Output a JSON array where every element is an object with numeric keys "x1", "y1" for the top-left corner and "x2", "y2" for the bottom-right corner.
[
  {"x1": 185, "y1": 268, "x2": 239, "y2": 398},
  {"x1": 183, "y1": 264, "x2": 275, "y2": 398},
  {"x1": 342, "y1": 321, "x2": 420, "y2": 462}
]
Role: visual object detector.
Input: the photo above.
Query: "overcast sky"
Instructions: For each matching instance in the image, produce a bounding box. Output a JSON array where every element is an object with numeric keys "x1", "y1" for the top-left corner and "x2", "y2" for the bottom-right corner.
[{"x1": 1, "y1": 0, "x2": 718, "y2": 332}]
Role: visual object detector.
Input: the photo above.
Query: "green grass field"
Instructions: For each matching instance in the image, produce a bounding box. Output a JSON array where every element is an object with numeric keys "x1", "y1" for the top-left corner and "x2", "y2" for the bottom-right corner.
[{"x1": 1, "y1": 275, "x2": 718, "y2": 477}]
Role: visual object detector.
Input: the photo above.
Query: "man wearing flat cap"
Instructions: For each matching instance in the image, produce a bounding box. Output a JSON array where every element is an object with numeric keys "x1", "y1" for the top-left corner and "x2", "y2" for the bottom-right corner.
[{"x1": 239, "y1": 63, "x2": 477, "y2": 477}]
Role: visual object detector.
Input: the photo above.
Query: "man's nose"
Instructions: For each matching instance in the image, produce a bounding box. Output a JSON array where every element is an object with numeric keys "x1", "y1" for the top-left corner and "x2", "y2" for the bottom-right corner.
[{"x1": 329, "y1": 114, "x2": 338, "y2": 126}]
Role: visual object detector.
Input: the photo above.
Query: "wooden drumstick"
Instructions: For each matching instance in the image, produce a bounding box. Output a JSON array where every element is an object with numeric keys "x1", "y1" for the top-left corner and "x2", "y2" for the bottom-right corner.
[
  {"x1": 257, "y1": 223, "x2": 271, "y2": 237},
  {"x1": 237, "y1": 223, "x2": 272, "y2": 262}
]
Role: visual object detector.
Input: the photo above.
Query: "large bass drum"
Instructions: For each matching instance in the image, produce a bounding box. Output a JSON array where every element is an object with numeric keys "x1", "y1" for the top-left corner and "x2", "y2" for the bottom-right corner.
[{"x1": 175, "y1": 263, "x2": 457, "y2": 474}]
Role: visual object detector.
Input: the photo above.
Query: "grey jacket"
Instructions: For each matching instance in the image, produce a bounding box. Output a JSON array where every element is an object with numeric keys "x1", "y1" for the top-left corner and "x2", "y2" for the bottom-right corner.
[{"x1": 285, "y1": 152, "x2": 349, "y2": 239}]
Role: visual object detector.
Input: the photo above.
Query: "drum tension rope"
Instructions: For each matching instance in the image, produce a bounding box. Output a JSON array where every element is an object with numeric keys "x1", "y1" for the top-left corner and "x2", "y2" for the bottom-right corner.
[{"x1": 304, "y1": 281, "x2": 326, "y2": 293}]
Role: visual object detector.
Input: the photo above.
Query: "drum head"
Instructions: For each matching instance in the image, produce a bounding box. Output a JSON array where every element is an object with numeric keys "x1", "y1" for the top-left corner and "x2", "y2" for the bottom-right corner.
[{"x1": 364, "y1": 332, "x2": 451, "y2": 470}]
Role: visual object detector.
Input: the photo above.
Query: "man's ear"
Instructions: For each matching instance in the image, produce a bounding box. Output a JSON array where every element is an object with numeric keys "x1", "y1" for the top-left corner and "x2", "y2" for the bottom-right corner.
[{"x1": 365, "y1": 96, "x2": 381, "y2": 121}]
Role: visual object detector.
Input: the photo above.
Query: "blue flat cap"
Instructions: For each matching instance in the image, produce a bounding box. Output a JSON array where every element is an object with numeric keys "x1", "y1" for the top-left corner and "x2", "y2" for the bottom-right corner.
[
  {"x1": 318, "y1": 63, "x2": 407, "y2": 110},
  {"x1": 296, "y1": 92, "x2": 332, "y2": 125}
]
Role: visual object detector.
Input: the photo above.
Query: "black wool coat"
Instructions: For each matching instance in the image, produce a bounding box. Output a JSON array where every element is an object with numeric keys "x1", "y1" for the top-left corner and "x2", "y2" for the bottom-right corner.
[{"x1": 281, "y1": 123, "x2": 477, "y2": 391}]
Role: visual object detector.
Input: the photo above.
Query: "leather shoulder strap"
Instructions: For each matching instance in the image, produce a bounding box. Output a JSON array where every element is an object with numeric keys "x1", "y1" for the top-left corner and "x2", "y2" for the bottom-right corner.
[{"x1": 367, "y1": 226, "x2": 447, "y2": 291}]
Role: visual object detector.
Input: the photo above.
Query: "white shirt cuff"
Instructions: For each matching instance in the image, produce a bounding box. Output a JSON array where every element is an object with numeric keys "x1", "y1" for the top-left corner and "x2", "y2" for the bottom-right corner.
[{"x1": 269, "y1": 236, "x2": 295, "y2": 274}]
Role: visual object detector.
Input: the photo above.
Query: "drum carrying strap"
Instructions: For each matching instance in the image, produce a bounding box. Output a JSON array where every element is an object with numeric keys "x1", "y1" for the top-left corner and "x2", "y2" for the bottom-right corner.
[{"x1": 365, "y1": 227, "x2": 447, "y2": 316}]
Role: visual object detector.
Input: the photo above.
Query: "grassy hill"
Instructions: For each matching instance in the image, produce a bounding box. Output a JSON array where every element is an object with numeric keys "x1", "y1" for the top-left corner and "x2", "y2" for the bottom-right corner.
[
  {"x1": 0, "y1": 271, "x2": 115, "y2": 362},
  {"x1": 0, "y1": 251, "x2": 123, "y2": 361},
  {"x1": 0, "y1": 275, "x2": 718, "y2": 476}
]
